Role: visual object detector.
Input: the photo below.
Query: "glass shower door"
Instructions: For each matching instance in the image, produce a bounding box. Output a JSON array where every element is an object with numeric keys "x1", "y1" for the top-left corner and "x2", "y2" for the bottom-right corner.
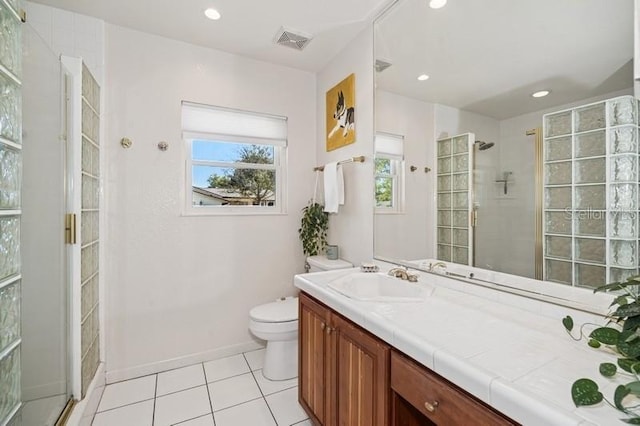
[
  {"x1": 19, "y1": 17, "x2": 70, "y2": 426},
  {"x1": 436, "y1": 133, "x2": 474, "y2": 265}
]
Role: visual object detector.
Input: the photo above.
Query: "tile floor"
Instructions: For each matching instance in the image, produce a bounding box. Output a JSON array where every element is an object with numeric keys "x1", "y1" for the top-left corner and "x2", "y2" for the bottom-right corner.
[{"x1": 92, "y1": 349, "x2": 311, "y2": 426}]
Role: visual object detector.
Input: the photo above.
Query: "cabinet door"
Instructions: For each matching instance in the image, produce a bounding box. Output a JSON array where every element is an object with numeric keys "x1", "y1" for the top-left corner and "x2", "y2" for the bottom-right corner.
[
  {"x1": 299, "y1": 293, "x2": 331, "y2": 425},
  {"x1": 333, "y1": 314, "x2": 390, "y2": 426}
]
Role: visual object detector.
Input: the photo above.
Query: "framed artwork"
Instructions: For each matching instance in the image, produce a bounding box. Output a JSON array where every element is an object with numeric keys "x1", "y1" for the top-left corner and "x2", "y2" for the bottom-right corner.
[{"x1": 326, "y1": 73, "x2": 356, "y2": 151}]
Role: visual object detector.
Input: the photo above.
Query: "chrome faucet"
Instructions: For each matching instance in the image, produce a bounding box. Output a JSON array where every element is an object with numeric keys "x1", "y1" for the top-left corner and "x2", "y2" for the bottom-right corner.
[
  {"x1": 388, "y1": 267, "x2": 419, "y2": 282},
  {"x1": 427, "y1": 261, "x2": 447, "y2": 274}
]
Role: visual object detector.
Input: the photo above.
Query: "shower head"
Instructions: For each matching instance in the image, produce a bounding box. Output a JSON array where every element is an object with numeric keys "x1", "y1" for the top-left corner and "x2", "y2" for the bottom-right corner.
[{"x1": 474, "y1": 141, "x2": 495, "y2": 151}]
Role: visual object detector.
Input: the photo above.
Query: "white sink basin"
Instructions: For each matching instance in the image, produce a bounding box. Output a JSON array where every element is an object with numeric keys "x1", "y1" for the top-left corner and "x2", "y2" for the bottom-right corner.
[{"x1": 327, "y1": 272, "x2": 432, "y2": 302}]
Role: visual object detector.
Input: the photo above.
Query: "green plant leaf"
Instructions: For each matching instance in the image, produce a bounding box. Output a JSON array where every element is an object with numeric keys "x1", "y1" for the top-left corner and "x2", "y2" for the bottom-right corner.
[
  {"x1": 626, "y1": 381, "x2": 640, "y2": 396},
  {"x1": 595, "y1": 281, "x2": 626, "y2": 293},
  {"x1": 623, "y1": 418, "x2": 640, "y2": 424},
  {"x1": 571, "y1": 379, "x2": 603, "y2": 406},
  {"x1": 612, "y1": 295, "x2": 630, "y2": 308},
  {"x1": 614, "y1": 303, "x2": 640, "y2": 319},
  {"x1": 588, "y1": 339, "x2": 601, "y2": 348},
  {"x1": 562, "y1": 316, "x2": 574, "y2": 332},
  {"x1": 590, "y1": 327, "x2": 621, "y2": 345},
  {"x1": 624, "y1": 316, "x2": 640, "y2": 332},
  {"x1": 618, "y1": 358, "x2": 640, "y2": 373},
  {"x1": 615, "y1": 385, "x2": 631, "y2": 410},
  {"x1": 618, "y1": 330, "x2": 640, "y2": 358},
  {"x1": 599, "y1": 363, "x2": 617, "y2": 377}
]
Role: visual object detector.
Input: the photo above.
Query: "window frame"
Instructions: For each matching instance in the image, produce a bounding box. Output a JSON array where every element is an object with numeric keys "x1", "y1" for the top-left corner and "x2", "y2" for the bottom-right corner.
[
  {"x1": 182, "y1": 105, "x2": 288, "y2": 216},
  {"x1": 374, "y1": 132, "x2": 405, "y2": 214}
]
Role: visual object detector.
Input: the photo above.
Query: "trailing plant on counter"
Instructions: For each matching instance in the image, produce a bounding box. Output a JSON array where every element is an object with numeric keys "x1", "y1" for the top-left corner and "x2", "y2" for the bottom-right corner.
[
  {"x1": 298, "y1": 201, "x2": 329, "y2": 256},
  {"x1": 563, "y1": 275, "x2": 640, "y2": 424}
]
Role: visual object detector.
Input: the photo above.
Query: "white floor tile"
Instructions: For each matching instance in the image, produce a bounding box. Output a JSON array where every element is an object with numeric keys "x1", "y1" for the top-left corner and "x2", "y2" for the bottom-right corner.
[
  {"x1": 174, "y1": 413, "x2": 215, "y2": 425},
  {"x1": 154, "y1": 386, "x2": 212, "y2": 426},
  {"x1": 253, "y1": 370, "x2": 298, "y2": 396},
  {"x1": 291, "y1": 420, "x2": 313, "y2": 426},
  {"x1": 265, "y1": 387, "x2": 308, "y2": 426},
  {"x1": 92, "y1": 400, "x2": 153, "y2": 426},
  {"x1": 214, "y1": 398, "x2": 276, "y2": 426},
  {"x1": 97, "y1": 375, "x2": 156, "y2": 412},
  {"x1": 208, "y1": 373, "x2": 262, "y2": 411},
  {"x1": 244, "y1": 348, "x2": 266, "y2": 371},
  {"x1": 157, "y1": 364, "x2": 206, "y2": 396},
  {"x1": 203, "y1": 354, "x2": 250, "y2": 382}
]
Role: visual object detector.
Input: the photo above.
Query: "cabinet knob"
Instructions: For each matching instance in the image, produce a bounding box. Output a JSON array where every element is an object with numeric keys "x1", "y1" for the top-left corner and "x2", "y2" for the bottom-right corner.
[
  {"x1": 326, "y1": 326, "x2": 333, "y2": 335},
  {"x1": 320, "y1": 323, "x2": 326, "y2": 330},
  {"x1": 424, "y1": 400, "x2": 439, "y2": 413}
]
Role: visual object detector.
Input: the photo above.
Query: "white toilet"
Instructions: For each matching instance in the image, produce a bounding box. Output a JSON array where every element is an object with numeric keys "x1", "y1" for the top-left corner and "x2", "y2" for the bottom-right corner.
[{"x1": 248, "y1": 255, "x2": 352, "y2": 380}]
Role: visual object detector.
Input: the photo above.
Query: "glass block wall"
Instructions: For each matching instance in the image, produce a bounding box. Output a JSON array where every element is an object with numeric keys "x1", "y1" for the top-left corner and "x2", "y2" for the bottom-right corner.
[
  {"x1": 0, "y1": 0, "x2": 22, "y2": 424},
  {"x1": 436, "y1": 133, "x2": 474, "y2": 265},
  {"x1": 80, "y1": 63, "x2": 100, "y2": 397},
  {"x1": 543, "y1": 96, "x2": 640, "y2": 287}
]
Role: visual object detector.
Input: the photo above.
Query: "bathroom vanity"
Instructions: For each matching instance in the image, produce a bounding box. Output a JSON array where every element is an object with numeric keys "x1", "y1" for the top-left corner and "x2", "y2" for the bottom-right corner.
[
  {"x1": 299, "y1": 292, "x2": 514, "y2": 425},
  {"x1": 295, "y1": 267, "x2": 621, "y2": 425}
]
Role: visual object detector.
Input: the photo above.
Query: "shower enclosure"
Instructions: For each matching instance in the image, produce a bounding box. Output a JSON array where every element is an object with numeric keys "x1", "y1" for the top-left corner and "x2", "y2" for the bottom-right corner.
[
  {"x1": 436, "y1": 133, "x2": 474, "y2": 265},
  {"x1": 543, "y1": 95, "x2": 640, "y2": 287}
]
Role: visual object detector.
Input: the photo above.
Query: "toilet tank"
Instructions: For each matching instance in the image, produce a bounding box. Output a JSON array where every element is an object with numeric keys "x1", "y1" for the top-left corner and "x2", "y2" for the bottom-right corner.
[{"x1": 306, "y1": 255, "x2": 352, "y2": 272}]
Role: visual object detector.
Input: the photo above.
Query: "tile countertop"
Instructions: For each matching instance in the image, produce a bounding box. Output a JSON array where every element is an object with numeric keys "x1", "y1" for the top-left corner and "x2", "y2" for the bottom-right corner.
[{"x1": 294, "y1": 267, "x2": 627, "y2": 426}]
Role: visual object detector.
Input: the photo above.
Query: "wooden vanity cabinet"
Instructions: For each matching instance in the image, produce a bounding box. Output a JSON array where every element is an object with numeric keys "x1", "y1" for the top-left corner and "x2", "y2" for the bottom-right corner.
[
  {"x1": 390, "y1": 351, "x2": 517, "y2": 426},
  {"x1": 299, "y1": 292, "x2": 516, "y2": 426},
  {"x1": 299, "y1": 292, "x2": 390, "y2": 426}
]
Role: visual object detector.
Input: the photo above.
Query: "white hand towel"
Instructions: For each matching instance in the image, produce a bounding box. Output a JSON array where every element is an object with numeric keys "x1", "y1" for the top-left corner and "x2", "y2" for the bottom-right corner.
[{"x1": 323, "y1": 162, "x2": 344, "y2": 213}]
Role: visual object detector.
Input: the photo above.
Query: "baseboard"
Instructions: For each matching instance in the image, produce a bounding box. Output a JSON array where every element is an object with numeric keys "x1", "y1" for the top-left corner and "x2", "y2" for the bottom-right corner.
[
  {"x1": 65, "y1": 362, "x2": 105, "y2": 426},
  {"x1": 105, "y1": 341, "x2": 265, "y2": 384},
  {"x1": 22, "y1": 380, "x2": 66, "y2": 402}
]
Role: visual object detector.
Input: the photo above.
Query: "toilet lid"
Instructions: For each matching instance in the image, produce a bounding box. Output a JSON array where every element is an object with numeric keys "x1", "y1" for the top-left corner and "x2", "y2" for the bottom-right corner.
[{"x1": 250, "y1": 297, "x2": 298, "y2": 323}]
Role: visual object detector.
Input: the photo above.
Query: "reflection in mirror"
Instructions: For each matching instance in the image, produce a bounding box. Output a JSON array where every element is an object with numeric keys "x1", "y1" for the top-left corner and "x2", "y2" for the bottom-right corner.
[{"x1": 374, "y1": 0, "x2": 636, "y2": 290}]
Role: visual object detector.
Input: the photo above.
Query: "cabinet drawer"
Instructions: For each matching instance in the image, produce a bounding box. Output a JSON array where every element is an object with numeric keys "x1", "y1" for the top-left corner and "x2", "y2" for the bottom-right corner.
[{"x1": 391, "y1": 351, "x2": 516, "y2": 425}]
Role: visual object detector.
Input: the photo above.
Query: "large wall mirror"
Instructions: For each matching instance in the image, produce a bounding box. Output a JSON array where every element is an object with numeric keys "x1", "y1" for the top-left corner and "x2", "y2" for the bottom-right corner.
[{"x1": 374, "y1": 0, "x2": 637, "y2": 290}]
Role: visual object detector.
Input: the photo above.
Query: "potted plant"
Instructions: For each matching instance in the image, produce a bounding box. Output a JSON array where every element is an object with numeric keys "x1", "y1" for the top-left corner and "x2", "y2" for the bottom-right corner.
[
  {"x1": 298, "y1": 201, "x2": 329, "y2": 256},
  {"x1": 563, "y1": 276, "x2": 640, "y2": 423}
]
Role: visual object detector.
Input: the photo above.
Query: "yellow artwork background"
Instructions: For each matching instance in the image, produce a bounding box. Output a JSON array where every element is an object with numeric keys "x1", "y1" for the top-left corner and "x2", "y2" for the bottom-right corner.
[{"x1": 326, "y1": 73, "x2": 356, "y2": 151}]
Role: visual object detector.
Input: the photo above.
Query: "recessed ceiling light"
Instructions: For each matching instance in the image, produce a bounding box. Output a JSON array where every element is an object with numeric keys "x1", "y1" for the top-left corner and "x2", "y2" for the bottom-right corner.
[
  {"x1": 531, "y1": 90, "x2": 550, "y2": 98},
  {"x1": 417, "y1": 74, "x2": 430, "y2": 81},
  {"x1": 429, "y1": 0, "x2": 447, "y2": 9},
  {"x1": 204, "y1": 8, "x2": 221, "y2": 20}
]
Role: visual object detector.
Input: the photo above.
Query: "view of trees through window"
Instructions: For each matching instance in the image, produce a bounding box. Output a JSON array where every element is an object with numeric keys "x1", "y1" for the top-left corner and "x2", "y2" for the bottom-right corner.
[
  {"x1": 375, "y1": 157, "x2": 393, "y2": 208},
  {"x1": 207, "y1": 145, "x2": 275, "y2": 205},
  {"x1": 192, "y1": 141, "x2": 277, "y2": 207}
]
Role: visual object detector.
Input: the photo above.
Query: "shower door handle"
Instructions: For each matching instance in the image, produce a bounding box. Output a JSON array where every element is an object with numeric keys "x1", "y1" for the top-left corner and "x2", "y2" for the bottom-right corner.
[{"x1": 471, "y1": 209, "x2": 478, "y2": 227}]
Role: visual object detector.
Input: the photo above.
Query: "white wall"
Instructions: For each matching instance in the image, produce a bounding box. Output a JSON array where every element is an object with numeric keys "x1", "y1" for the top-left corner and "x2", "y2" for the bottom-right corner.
[
  {"x1": 316, "y1": 28, "x2": 375, "y2": 266},
  {"x1": 104, "y1": 25, "x2": 316, "y2": 380},
  {"x1": 374, "y1": 90, "x2": 435, "y2": 260}
]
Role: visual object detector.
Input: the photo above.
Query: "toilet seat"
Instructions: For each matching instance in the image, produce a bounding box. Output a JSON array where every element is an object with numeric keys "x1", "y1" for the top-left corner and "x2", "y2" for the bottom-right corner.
[{"x1": 249, "y1": 297, "x2": 298, "y2": 323}]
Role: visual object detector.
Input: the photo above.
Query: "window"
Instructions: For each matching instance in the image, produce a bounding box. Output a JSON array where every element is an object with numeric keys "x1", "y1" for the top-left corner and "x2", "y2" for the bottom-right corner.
[
  {"x1": 375, "y1": 132, "x2": 404, "y2": 212},
  {"x1": 182, "y1": 102, "x2": 287, "y2": 214}
]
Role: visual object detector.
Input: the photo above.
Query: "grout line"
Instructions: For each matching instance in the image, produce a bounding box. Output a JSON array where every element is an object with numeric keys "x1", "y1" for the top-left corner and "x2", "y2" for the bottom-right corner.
[
  {"x1": 290, "y1": 420, "x2": 311, "y2": 426},
  {"x1": 206, "y1": 370, "x2": 253, "y2": 385},
  {"x1": 170, "y1": 412, "x2": 213, "y2": 426},
  {"x1": 212, "y1": 396, "x2": 264, "y2": 414},
  {"x1": 248, "y1": 367, "x2": 278, "y2": 425},
  {"x1": 152, "y1": 374, "x2": 158, "y2": 426},
  {"x1": 156, "y1": 383, "x2": 210, "y2": 399},
  {"x1": 202, "y1": 363, "x2": 216, "y2": 426},
  {"x1": 95, "y1": 397, "x2": 155, "y2": 414}
]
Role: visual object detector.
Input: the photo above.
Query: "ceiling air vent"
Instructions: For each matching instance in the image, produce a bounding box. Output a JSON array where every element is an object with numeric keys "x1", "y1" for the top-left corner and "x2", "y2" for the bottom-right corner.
[
  {"x1": 275, "y1": 27, "x2": 313, "y2": 51},
  {"x1": 375, "y1": 59, "x2": 392, "y2": 73}
]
